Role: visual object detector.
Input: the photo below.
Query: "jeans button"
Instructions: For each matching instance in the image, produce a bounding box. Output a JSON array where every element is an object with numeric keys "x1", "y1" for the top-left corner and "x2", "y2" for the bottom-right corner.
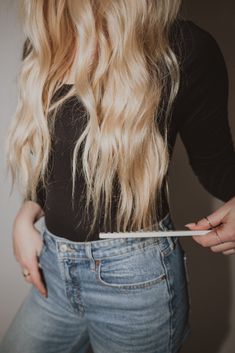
[{"x1": 60, "y1": 244, "x2": 68, "y2": 252}]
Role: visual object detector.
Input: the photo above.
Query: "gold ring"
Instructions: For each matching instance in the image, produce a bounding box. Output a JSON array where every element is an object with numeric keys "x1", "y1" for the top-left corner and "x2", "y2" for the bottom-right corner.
[
  {"x1": 22, "y1": 269, "x2": 30, "y2": 277},
  {"x1": 214, "y1": 228, "x2": 223, "y2": 244},
  {"x1": 205, "y1": 216, "x2": 214, "y2": 228}
]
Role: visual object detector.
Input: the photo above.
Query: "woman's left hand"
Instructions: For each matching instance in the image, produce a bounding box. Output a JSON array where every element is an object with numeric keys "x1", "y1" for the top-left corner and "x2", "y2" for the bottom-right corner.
[{"x1": 185, "y1": 196, "x2": 235, "y2": 256}]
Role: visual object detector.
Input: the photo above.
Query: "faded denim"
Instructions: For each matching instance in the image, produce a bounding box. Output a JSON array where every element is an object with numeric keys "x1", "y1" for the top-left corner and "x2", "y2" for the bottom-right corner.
[{"x1": 0, "y1": 212, "x2": 191, "y2": 353}]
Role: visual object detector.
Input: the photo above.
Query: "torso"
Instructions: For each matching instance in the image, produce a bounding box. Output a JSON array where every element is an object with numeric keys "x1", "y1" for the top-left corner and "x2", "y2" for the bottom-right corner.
[{"x1": 35, "y1": 19, "x2": 234, "y2": 241}]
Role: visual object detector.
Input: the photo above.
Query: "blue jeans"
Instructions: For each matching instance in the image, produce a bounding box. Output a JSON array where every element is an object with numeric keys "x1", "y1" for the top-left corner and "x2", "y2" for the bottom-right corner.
[{"x1": 0, "y1": 212, "x2": 191, "y2": 353}]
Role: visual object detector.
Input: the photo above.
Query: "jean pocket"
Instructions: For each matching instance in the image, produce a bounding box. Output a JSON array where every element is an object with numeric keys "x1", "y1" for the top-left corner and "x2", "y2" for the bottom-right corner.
[
  {"x1": 38, "y1": 231, "x2": 47, "y2": 264},
  {"x1": 96, "y1": 243, "x2": 166, "y2": 290}
]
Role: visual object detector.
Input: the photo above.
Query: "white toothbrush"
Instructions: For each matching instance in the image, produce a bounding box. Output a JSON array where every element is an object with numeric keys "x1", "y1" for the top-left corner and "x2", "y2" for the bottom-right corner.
[{"x1": 99, "y1": 229, "x2": 210, "y2": 239}]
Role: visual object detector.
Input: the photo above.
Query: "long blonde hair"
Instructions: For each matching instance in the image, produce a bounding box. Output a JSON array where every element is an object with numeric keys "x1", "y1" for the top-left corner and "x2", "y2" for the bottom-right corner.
[{"x1": 5, "y1": 0, "x2": 182, "y2": 239}]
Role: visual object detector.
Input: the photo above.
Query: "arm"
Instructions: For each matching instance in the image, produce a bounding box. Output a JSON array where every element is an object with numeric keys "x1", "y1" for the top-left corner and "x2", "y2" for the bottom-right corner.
[
  {"x1": 22, "y1": 39, "x2": 46, "y2": 220},
  {"x1": 12, "y1": 198, "x2": 47, "y2": 296},
  {"x1": 15, "y1": 200, "x2": 44, "y2": 226},
  {"x1": 176, "y1": 23, "x2": 235, "y2": 202},
  {"x1": 23, "y1": 180, "x2": 46, "y2": 222},
  {"x1": 14, "y1": 177, "x2": 47, "y2": 295},
  {"x1": 12, "y1": 39, "x2": 47, "y2": 296},
  {"x1": 176, "y1": 23, "x2": 235, "y2": 255}
]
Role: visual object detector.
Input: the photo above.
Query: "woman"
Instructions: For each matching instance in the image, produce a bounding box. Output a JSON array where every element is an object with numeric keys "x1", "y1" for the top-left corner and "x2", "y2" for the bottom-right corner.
[{"x1": 1, "y1": 1, "x2": 235, "y2": 352}]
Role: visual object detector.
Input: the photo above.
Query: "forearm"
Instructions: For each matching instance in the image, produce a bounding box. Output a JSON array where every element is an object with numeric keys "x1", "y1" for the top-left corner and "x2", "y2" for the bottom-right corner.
[{"x1": 188, "y1": 156, "x2": 235, "y2": 203}]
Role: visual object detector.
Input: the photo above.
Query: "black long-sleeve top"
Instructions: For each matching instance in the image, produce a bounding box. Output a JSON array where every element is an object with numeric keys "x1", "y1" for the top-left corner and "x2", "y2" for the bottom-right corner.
[{"x1": 30, "y1": 20, "x2": 235, "y2": 241}]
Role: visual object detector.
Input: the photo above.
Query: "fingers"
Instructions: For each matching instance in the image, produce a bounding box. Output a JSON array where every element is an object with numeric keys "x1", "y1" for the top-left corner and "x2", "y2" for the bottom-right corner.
[
  {"x1": 185, "y1": 197, "x2": 235, "y2": 256},
  {"x1": 210, "y1": 241, "x2": 235, "y2": 253},
  {"x1": 185, "y1": 204, "x2": 228, "y2": 230},
  {"x1": 192, "y1": 224, "x2": 235, "y2": 256},
  {"x1": 197, "y1": 208, "x2": 227, "y2": 228},
  {"x1": 21, "y1": 256, "x2": 47, "y2": 297},
  {"x1": 192, "y1": 225, "x2": 224, "y2": 246},
  {"x1": 222, "y1": 249, "x2": 235, "y2": 255},
  {"x1": 186, "y1": 216, "x2": 223, "y2": 230},
  {"x1": 193, "y1": 222, "x2": 235, "y2": 245}
]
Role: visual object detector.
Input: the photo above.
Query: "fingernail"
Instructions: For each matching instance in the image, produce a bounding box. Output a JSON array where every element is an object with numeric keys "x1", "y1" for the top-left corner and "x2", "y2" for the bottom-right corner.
[{"x1": 185, "y1": 223, "x2": 196, "y2": 227}]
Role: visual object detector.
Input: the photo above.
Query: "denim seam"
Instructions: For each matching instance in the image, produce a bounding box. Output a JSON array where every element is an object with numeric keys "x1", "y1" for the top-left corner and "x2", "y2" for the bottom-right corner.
[
  {"x1": 157, "y1": 243, "x2": 174, "y2": 353},
  {"x1": 53, "y1": 254, "x2": 82, "y2": 315},
  {"x1": 182, "y1": 251, "x2": 192, "y2": 314},
  {"x1": 106, "y1": 240, "x2": 168, "y2": 261},
  {"x1": 59, "y1": 258, "x2": 86, "y2": 316},
  {"x1": 38, "y1": 240, "x2": 47, "y2": 260},
  {"x1": 55, "y1": 238, "x2": 165, "y2": 261}
]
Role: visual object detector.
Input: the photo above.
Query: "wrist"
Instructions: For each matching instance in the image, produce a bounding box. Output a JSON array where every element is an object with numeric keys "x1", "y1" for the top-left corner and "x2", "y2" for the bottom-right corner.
[{"x1": 15, "y1": 200, "x2": 44, "y2": 226}]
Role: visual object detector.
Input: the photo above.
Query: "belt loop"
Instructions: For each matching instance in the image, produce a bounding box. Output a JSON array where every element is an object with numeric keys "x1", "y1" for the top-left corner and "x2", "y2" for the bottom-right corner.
[
  {"x1": 84, "y1": 242, "x2": 96, "y2": 271},
  {"x1": 159, "y1": 212, "x2": 170, "y2": 230}
]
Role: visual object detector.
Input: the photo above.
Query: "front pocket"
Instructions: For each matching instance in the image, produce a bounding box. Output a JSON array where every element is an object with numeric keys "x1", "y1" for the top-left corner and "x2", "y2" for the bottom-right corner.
[
  {"x1": 38, "y1": 231, "x2": 47, "y2": 263},
  {"x1": 96, "y1": 244, "x2": 166, "y2": 290}
]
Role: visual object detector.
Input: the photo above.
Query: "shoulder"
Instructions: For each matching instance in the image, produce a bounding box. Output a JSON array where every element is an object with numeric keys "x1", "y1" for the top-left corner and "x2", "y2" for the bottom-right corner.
[
  {"x1": 170, "y1": 19, "x2": 228, "y2": 104},
  {"x1": 171, "y1": 19, "x2": 217, "y2": 45},
  {"x1": 169, "y1": 20, "x2": 229, "y2": 126},
  {"x1": 170, "y1": 19, "x2": 227, "y2": 76}
]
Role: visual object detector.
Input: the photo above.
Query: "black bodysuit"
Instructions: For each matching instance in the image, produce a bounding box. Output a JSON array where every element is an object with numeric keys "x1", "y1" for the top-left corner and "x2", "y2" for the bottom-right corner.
[{"x1": 29, "y1": 20, "x2": 235, "y2": 241}]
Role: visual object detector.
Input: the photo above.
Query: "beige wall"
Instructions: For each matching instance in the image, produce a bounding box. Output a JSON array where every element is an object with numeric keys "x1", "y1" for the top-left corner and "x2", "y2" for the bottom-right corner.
[
  {"x1": 0, "y1": 0, "x2": 32, "y2": 333},
  {"x1": 0, "y1": 1, "x2": 234, "y2": 352}
]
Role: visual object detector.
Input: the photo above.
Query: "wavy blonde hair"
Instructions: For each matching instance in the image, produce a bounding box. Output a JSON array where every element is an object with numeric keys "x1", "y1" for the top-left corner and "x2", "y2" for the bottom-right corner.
[{"x1": 5, "y1": 0, "x2": 182, "y2": 239}]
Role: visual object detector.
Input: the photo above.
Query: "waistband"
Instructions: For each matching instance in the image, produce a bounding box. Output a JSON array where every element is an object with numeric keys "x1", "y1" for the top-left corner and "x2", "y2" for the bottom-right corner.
[{"x1": 41, "y1": 212, "x2": 175, "y2": 259}]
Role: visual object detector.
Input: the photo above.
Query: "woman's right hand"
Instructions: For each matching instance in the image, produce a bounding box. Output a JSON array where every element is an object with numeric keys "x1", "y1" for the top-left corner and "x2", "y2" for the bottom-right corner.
[{"x1": 12, "y1": 201, "x2": 47, "y2": 297}]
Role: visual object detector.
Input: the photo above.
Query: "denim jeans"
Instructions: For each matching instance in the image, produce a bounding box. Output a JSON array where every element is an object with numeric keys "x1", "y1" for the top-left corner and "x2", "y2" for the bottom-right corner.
[{"x1": 0, "y1": 212, "x2": 191, "y2": 353}]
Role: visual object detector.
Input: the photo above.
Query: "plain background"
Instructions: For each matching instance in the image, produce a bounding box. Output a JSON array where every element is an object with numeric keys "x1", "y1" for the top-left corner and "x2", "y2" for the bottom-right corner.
[{"x1": 0, "y1": 1, "x2": 235, "y2": 352}]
